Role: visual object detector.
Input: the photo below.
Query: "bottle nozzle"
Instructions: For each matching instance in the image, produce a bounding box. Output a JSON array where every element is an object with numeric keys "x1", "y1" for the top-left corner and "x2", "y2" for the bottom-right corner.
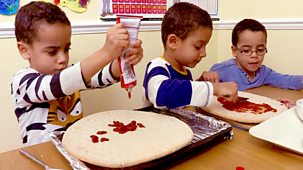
[{"x1": 126, "y1": 88, "x2": 132, "y2": 99}]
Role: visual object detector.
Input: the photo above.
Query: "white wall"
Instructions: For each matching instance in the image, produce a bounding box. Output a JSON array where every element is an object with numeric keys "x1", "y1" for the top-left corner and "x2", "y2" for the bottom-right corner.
[
  {"x1": 0, "y1": 38, "x2": 26, "y2": 153},
  {"x1": 219, "y1": 0, "x2": 303, "y2": 19}
]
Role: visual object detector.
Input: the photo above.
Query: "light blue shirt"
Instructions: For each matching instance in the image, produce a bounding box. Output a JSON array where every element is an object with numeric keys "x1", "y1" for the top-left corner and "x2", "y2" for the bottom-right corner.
[{"x1": 210, "y1": 58, "x2": 303, "y2": 91}]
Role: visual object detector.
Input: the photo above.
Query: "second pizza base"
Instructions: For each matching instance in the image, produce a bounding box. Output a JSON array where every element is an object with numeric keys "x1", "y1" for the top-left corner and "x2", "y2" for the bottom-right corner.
[
  {"x1": 62, "y1": 110, "x2": 193, "y2": 168},
  {"x1": 202, "y1": 91, "x2": 288, "y2": 123}
]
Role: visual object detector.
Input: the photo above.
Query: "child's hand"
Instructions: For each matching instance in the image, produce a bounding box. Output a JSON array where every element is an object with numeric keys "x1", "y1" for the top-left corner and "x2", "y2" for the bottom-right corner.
[
  {"x1": 198, "y1": 71, "x2": 219, "y2": 83},
  {"x1": 124, "y1": 39, "x2": 143, "y2": 65},
  {"x1": 213, "y1": 82, "x2": 238, "y2": 102},
  {"x1": 276, "y1": 98, "x2": 295, "y2": 109},
  {"x1": 103, "y1": 23, "x2": 130, "y2": 60}
]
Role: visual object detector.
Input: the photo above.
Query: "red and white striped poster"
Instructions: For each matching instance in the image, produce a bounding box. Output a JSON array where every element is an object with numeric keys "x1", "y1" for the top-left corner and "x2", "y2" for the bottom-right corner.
[{"x1": 100, "y1": 0, "x2": 218, "y2": 20}]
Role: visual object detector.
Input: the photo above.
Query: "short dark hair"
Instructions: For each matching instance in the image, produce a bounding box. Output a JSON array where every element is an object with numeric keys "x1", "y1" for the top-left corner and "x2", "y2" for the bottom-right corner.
[
  {"x1": 232, "y1": 19, "x2": 267, "y2": 46},
  {"x1": 14, "y1": 1, "x2": 70, "y2": 44},
  {"x1": 161, "y1": 2, "x2": 213, "y2": 48}
]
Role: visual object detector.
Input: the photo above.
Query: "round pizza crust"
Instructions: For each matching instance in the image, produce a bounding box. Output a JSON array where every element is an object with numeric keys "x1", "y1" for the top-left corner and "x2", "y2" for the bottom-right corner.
[
  {"x1": 202, "y1": 91, "x2": 288, "y2": 123},
  {"x1": 62, "y1": 110, "x2": 193, "y2": 168}
]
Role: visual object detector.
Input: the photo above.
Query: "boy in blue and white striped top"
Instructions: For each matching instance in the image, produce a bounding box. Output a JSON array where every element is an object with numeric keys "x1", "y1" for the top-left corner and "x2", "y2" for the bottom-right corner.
[{"x1": 143, "y1": 2, "x2": 238, "y2": 109}]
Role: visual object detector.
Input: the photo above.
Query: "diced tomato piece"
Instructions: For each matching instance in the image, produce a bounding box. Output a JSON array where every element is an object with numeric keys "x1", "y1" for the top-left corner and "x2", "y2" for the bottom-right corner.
[
  {"x1": 100, "y1": 137, "x2": 109, "y2": 142},
  {"x1": 90, "y1": 135, "x2": 99, "y2": 143},
  {"x1": 137, "y1": 123, "x2": 145, "y2": 128},
  {"x1": 97, "y1": 131, "x2": 107, "y2": 135}
]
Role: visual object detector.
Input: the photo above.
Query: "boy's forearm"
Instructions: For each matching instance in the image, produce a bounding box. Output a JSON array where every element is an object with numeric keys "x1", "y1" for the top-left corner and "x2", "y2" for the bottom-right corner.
[
  {"x1": 80, "y1": 48, "x2": 113, "y2": 83},
  {"x1": 110, "y1": 59, "x2": 120, "y2": 80}
]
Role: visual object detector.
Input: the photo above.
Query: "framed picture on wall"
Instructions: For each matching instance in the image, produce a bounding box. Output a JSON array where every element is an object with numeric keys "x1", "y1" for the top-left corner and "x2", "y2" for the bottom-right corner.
[{"x1": 100, "y1": 0, "x2": 218, "y2": 21}]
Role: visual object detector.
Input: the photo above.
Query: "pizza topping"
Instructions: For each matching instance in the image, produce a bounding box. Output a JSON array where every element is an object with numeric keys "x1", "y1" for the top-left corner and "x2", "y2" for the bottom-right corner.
[
  {"x1": 217, "y1": 97, "x2": 277, "y2": 114},
  {"x1": 90, "y1": 135, "x2": 99, "y2": 143},
  {"x1": 100, "y1": 137, "x2": 109, "y2": 142},
  {"x1": 236, "y1": 166, "x2": 245, "y2": 170},
  {"x1": 137, "y1": 123, "x2": 145, "y2": 128},
  {"x1": 109, "y1": 120, "x2": 144, "y2": 134},
  {"x1": 97, "y1": 131, "x2": 107, "y2": 135},
  {"x1": 90, "y1": 132, "x2": 109, "y2": 143},
  {"x1": 90, "y1": 120, "x2": 145, "y2": 143}
]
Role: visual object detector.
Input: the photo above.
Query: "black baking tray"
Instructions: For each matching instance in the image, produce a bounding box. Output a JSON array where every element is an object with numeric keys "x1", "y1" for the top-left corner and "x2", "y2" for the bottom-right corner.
[{"x1": 78, "y1": 106, "x2": 233, "y2": 170}]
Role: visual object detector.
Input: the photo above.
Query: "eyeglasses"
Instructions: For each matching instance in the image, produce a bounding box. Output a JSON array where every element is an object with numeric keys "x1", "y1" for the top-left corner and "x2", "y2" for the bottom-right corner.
[{"x1": 234, "y1": 46, "x2": 268, "y2": 56}]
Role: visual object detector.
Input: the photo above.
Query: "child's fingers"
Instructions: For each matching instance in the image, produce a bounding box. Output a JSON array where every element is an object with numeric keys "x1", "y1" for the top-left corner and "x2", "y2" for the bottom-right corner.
[
  {"x1": 220, "y1": 82, "x2": 238, "y2": 102},
  {"x1": 210, "y1": 72, "x2": 219, "y2": 83},
  {"x1": 106, "y1": 28, "x2": 130, "y2": 51},
  {"x1": 130, "y1": 39, "x2": 142, "y2": 48},
  {"x1": 206, "y1": 74, "x2": 217, "y2": 83},
  {"x1": 107, "y1": 24, "x2": 129, "y2": 41},
  {"x1": 127, "y1": 55, "x2": 143, "y2": 65},
  {"x1": 112, "y1": 23, "x2": 125, "y2": 30},
  {"x1": 125, "y1": 43, "x2": 142, "y2": 57},
  {"x1": 213, "y1": 73, "x2": 219, "y2": 83},
  {"x1": 202, "y1": 71, "x2": 219, "y2": 83},
  {"x1": 222, "y1": 92, "x2": 237, "y2": 103},
  {"x1": 124, "y1": 48, "x2": 143, "y2": 65},
  {"x1": 108, "y1": 30, "x2": 129, "y2": 41}
]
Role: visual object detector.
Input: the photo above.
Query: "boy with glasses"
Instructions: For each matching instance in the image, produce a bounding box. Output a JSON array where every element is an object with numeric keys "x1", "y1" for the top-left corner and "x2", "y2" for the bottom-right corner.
[{"x1": 210, "y1": 19, "x2": 303, "y2": 91}]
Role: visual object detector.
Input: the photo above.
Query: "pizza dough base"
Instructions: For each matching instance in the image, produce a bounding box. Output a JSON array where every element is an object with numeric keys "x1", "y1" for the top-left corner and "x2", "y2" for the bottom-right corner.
[
  {"x1": 202, "y1": 91, "x2": 288, "y2": 123},
  {"x1": 62, "y1": 110, "x2": 193, "y2": 168}
]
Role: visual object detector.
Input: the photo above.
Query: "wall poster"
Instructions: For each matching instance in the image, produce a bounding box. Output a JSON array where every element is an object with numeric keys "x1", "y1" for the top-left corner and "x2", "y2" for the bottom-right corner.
[
  {"x1": 0, "y1": 0, "x2": 19, "y2": 15},
  {"x1": 43, "y1": 0, "x2": 90, "y2": 13},
  {"x1": 100, "y1": 0, "x2": 218, "y2": 21}
]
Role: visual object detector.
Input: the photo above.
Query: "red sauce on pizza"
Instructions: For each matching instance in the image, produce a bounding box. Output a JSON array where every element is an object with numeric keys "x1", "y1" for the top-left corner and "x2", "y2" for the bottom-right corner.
[
  {"x1": 217, "y1": 97, "x2": 277, "y2": 114},
  {"x1": 90, "y1": 120, "x2": 145, "y2": 143},
  {"x1": 97, "y1": 131, "x2": 107, "y2": 135},
  {"x1": 108, "y1": 120, "x2": 145, "y2": 134},
  {"x1": 90, "y1": 135, "x2": 99, "y2": 143},
  {"x1": 138, "y1": 122, "x2": 145, "y2": 128},
  {"x1": 100, "y1": 137, "x2": 109, "y2": 142}
]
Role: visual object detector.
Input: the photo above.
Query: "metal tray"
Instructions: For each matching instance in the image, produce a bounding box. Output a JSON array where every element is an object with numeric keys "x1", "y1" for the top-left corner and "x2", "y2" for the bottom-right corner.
[{"x1": 50, "y1": 107, "x2": 233, "y2": 169}]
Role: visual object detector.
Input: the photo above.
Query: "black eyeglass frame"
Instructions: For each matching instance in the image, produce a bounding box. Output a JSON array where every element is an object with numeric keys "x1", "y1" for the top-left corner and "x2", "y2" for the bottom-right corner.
[{"x1": 234, "y1": 46, "x2": 268, "y2": 56}]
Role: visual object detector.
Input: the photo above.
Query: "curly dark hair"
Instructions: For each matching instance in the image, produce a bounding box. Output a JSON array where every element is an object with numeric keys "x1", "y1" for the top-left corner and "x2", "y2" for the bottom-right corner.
[
  {"x1": 14, "y1": 1, "x2": 70, "y2": 44},
  {"x1": 232, "y1": 19, "x2": 267, "y2": 46},
  {"x1": 161, "y1": 2, "x2": 213, "y2": 49}
]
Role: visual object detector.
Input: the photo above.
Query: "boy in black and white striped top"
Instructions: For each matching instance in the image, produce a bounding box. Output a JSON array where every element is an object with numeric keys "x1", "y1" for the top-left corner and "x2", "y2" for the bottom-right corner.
[{"x1": 11, "y1": 1, "x2": 143, "y2": 146}]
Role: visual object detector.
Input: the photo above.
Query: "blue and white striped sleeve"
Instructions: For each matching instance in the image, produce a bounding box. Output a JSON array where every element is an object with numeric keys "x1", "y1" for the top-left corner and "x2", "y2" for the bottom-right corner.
[
  {"x1": 190, "y1": 81, "x2": 214, "y2": 107},
  {"x1": 144, "y1": 59, "x2": 214, "y2": 109}
]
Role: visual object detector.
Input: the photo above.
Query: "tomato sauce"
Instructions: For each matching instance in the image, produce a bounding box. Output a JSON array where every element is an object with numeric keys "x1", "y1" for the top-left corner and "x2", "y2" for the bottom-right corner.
[
  {"x1": 108, "y1": 120, "x2": 145, "y2": 134},
  {"x1": 217, "y1": 97, "x2": 277, "y2": 114},
  {"x1": 90, "y1": 120, "x2": 145, "y2": 143}
]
